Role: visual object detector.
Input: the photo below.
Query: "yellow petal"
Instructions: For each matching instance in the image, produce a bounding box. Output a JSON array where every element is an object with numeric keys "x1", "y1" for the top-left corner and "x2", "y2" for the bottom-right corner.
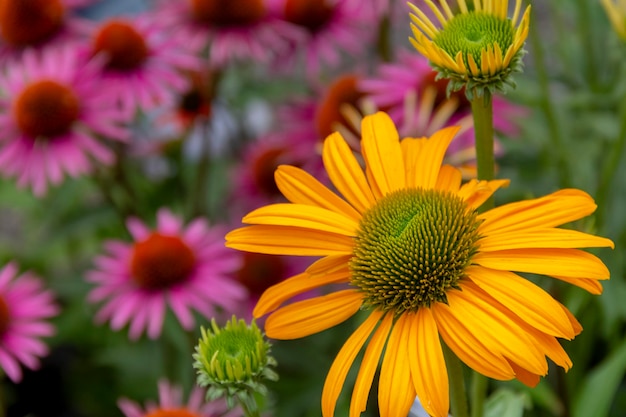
[
  {"x1": 508, "y1": 361, "x2": 540, "y2": 388},
  {"x1": 400, "y1": 137, "x2": 426, "y2": 189},
  {"x1": 409, "y1": 309, "x2": 450, "y2": 417},
  {"x1": 432, "y1": 300, "x2": 516, "y2": 380},
  {"x1": 457, "y1": 179, "x2": 510, "y2": 209},
  {"x1": 477, "y1": 189, "x2": 597, "y2": 234},
  {"x1": 275, "y1": 165, "x2": 362, "y2": 221},
  {"x1": 306, "y1": 254, "x2": 353, "y2": 276},
  {"x1": 253, "y1": 269, "x2": 351, "y2": 317},
  {"x1": 414, "y1": 126, "x2": 460, "y2": 189},
  {"x1": 242, "y1": 203, "x2": 359, "y2": 237},
  {"x1": 524, "y1": 327, "x2": 573, "y2": 370},
  {"x1": 322, "y1": 311, "x2": 381, "y2": 417},
  {"x1": 478, "y1": 228, "x2": 615, "y2": 251},
  {"x1": 435, "y1": 164, "x2": 462, "y2": 193},
  {"x1": 472, "y1": 248, "x2": 610, "y2": 279},
  {"x1": 225, "y1": 225, "x2": 354, "y2": 256},
  {"x1": 378, "y1": 314, "x2": 416, "y2": 417},
  {"x1": 350, "y1": 312, "x2": 392, "y2": 417},
  {"x1": 361, "y1": 112, "x2": 406, "y2": 197},
  {"x1": 446, "y1": 283, "x2": 549, "y2": 376},
  {"x1": 550, "y1": 275, "x2": 604, "y2": 294},
  {"x1": 466, "y1": 265, "x2": 575, "y2": 338},
  {"x1": 265, "y1": 290, "x2": 362, "y2": 340},
  {"x1": 323, "y1": 132, "x2": 376, "y2": 214}
]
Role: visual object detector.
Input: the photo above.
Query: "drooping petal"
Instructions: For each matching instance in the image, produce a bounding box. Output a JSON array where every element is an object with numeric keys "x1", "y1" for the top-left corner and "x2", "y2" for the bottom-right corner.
[
  {"x1": 408, "y1": 309, "x2": 449, "y2": 417},
  {"x1": 306, "y1": 254, "x2": 353, "y2": 276},
  {"x1": 253, "y1": 269, "x2": 351, "y2": 317},
  {"x1": 242, "y1": 204, "x2": 359, "y2": 236},
  {"x1": 264, "y1": 290, "x2": 362, "y2": 339},
  {"x1": 361, "y1": 112, "x2": 405, "y2": 197},
  {"x1": 225, "y1": 225, "x2": 355, "y2": 256},
  {"x1": 550, "y1": 275, "x2": 604, "y2": 294},
  {"x1": 378, "y1": 314, "x2": 416, "y2": 417},
  {"x1": 478, "y1": 228, "x2": 614, "y2": 251},
  {"x1": 275, "y1": 165, "x2": 362, "y2": 221},
  {"x1": 448, "y1": 282, "x2": 548, "y2": 375},
  {"x1": 465, "y1": 265, "x2": 575, "y2": 338},
  {"x1": 477, "y1": 189, "x2": 597, "y2": 234},
  {"x1": 323, "y1": 132, "x2": 376, "y2": 214},
  {"x1": 508, "y1": 361, "x2": 540, "y2": 388},
  {"x1": 322, "y1": 311, "x2": 382, "y2": 417},
  {"x1": 472, "y1": 248, "x2": 610, "y2": 280},
  {"x1": 350, "y1": 313, "x2": 392, "y2": 417}
]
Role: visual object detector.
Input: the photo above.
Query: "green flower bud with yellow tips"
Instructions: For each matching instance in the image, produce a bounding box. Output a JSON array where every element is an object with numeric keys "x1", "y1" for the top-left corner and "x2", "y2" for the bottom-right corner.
[
  {"x1": 408, "y1": 0, "x2": 531, "y2": 99},
  {"x1": 193, "y1": 316, "x2": 277, "y2": 416}
]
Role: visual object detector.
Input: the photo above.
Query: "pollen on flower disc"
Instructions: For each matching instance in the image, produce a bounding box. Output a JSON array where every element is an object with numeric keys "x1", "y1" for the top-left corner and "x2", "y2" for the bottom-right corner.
[
  {"x1": 284, "y1": 0, "x2": 334, "y2": 32},
  {"x1": 350, "y1": 188, "x2": 480, "y2": 313},
  {"x1": 191, "y1": 0, "x2": 265, "y2": 27},
  {"x1": 0, "y1": 296, "x2": 10, "y2": 336},
  {"x1": 15, "y1": 80, "x2": 80, "y2": 138},
  {"x1": 131, "y1": 233, "x2": 196, "y2": 291},
  {"x1": 315, "y1": 74, "x2": 365, "y2": 140},
  {"x1": 93, "y1": 21, "x2": 149, "y2": 71},
  {"x1": 144, "y1": 408, "x2": 200, "y2": 417},
  {"x1": 0, "y1": 0, "x2": 64, "y2": 47}
]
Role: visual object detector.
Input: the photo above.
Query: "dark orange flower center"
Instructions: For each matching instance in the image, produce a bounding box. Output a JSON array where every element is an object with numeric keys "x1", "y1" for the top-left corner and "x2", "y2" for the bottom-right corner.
[
  {"x1": 0, "y1": 296, "x2": 10, "y2": 336},
  {"x1": 177, "y1": 73, "x2": 213, "y2": 124},
  {"x1": 236, "y1": 252, "x2": 286, "y2": 297},
  {"x1": 191, "y1": 0, "x2": 265, "y2": 27},
  {"x1": 315, "y1": 74, "x2": 365, "y2": 140},
  {"x1": 144, "y1": 408, "x2": 200, "y2": 417},
  {"x1": 93, "y1": 21, "x2": 149, "y2": 71},
  {"x1": 131, "y1": 233, "x2": 196, "y2": 291},
  {"x1": 284, "y1": 0, "x2": 334, "y2": 33},
  {"x1": 15, "y1": 80, "x2": 80, "y2": 138},
  {"x1": 0, "y1": 0, "x2": 64, "y2": 47},
  {"x1": 251, "y1": 146, "x2": 289, "y2": 198}
]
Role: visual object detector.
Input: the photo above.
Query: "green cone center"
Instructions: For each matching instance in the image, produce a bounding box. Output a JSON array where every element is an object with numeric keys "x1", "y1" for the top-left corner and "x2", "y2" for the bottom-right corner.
[
  {"x1": 433, "y1": 11, "x2": 514, "y2": 71},
  {"x1": 350, "y1": 188, "x2": 480, "y2": 314}
]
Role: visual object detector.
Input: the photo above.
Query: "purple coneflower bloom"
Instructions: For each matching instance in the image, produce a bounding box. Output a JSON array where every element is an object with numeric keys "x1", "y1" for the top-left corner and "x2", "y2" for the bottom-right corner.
[
  {"x1": 0, "y1": 46, "x2": 130, "y2": 195},
  {"x1": 87, "y1": 208, "x2": 246, "y2": 340},
  {"x1": 0, "y1": 263, "x2": 59, "y2": 383}
]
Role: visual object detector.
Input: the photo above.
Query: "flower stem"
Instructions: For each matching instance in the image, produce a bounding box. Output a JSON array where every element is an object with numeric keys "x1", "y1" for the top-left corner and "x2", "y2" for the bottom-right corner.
[
  {"x1": 442, "y1": 342, "x2": 469, "y2": 417},
  {"x1": 470, "y1": 94, "x2": 495, "y2": 199},
  {"x1": 470, "y1": 371, "x2": 488, "y2": 417}
]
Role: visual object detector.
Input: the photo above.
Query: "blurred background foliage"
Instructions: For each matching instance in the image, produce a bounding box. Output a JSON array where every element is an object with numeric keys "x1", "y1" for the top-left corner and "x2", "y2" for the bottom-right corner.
[{"x1": 0, "y1": 0, "x2": 624, "y2": 416}]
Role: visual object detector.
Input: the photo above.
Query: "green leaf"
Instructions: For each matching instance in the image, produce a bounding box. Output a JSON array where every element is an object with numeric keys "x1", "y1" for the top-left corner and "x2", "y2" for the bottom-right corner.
[
  {"x1": 572, "y1": 337, "x2": 626, "y2": 417},
  {"x1": 484, "y1": 389, "x2": 530, "y2": 417}
]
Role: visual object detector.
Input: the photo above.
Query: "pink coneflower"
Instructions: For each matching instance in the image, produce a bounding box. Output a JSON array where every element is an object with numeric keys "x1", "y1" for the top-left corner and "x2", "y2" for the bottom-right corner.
[
  {"x1": 0, "y1": 46, "x2": 130, "y2": 196},
  {"x1": 0, "y1": 263, "x2": 59, "y2": 383},
  {"x1": 79, "y1": 13, "x2": 204, "y2": 115},
  {"x1": 155, "y1": 0, "x2": 301, "y2": 68},
  {"x1": 118, "y1": 379, "x2": 241, "y2": 417},
  {"x1": 0, "y1": 0, "x2": 91, "y2": 56},
  {"x1": 87, "y1": 208, "x2": 247, "y2": 340},
  {"x1": 276, "y1": 0, "x2": 377, "y2": 76}
]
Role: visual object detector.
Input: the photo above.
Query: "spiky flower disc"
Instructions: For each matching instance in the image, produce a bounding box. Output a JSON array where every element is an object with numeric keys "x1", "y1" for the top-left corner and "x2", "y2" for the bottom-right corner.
[
  {"x1": 193, "y1": 316, "x2": 277, "y2": 412},
  {"x1": 408, "y1": 0, "x2": 531, "y2": 98}
]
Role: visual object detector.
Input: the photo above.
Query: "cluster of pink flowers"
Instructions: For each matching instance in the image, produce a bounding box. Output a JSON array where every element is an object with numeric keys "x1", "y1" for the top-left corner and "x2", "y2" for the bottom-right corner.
[{"x1": 0, "y1": 0, "x2": 527, "y2": 413}]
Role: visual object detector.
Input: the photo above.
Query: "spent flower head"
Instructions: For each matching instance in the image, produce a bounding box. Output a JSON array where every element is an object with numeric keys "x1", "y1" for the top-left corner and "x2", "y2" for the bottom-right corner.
[
  {"x1": 408, "y1": 0, "x2": 531, "y2": 99},
  {"x1": 193, "y1": 316, "x2": 277, "y2": 413}
]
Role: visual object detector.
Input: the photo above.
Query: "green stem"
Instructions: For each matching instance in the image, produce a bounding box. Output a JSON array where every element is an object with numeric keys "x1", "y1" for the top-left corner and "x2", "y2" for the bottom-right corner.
[
  {"x1": 470, "y1": 371, "x2": 488, "y2": 417},
  {"x1": 468, "y1": 93, "x2": 494, "y2": 417},
  {"x1": 442, "y1": 343, "x2": 469, "y2": 417},
  {"x1": 470, "y1": 94, "x2": 495, "y2": 208},
  {"x1": 527, "y1": 3, "x2": 571, "y2": 188},
  {"x1": 376, "y1": 13, "x2": 392, "y2": 62},
  {"x1": 239, "y1": 397, "x2": 261, "y2": 417},
  {"x1": 189, "y1": 121, "x2": 212, "y2": 219}
]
